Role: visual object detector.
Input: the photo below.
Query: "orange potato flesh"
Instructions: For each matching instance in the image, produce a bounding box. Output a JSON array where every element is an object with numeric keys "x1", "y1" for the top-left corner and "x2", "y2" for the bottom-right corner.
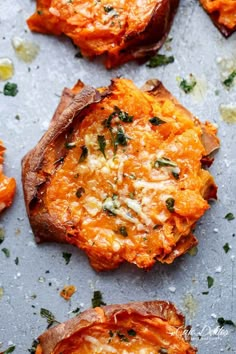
[
  {"x1": 200, "y1": 0, "x2": 236, "y2": 29},
  {"x1": 35, "y1": 301, "x2": 197, "y2": 353},
  {"x1": 0, "y1": 141, "x2": 16, "y2": 213},
  {"x1": 27, "y1": 0, "x2": 179, "y2": 68},
  {"x1": 31, "y1": 78, "x2": 218, "y2": 271}
]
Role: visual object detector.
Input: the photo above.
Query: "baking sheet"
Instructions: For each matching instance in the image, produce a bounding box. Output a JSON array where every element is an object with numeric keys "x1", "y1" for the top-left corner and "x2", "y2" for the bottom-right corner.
[{"x1": 0, "y1": 0, "x2": 236, "y2": 352}]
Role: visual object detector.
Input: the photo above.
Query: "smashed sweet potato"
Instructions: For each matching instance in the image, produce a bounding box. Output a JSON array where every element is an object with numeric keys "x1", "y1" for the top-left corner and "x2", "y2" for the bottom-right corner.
[
  {"x1": 35, "y1": 300, "x2": 197, "y2": 353},
  {"x1": 22, "y1": 78, "x2": 219, "y2": 271},
  {"x1": 0, "y1": 141, "x2": 16, "y2": 213},
  {"x1": 200, "y1": 0, "x2": 236, "y2": 37},
  {"x1": 27, "y1": 0, "x2": 179, "y2": 68}
]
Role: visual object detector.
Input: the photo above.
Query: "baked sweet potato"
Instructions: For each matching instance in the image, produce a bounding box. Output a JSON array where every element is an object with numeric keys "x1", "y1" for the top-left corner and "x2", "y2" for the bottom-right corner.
[
  {"x1": 0, "y1": 141, "x2": 16, "y2": 213},
  {"x1": 35, "y1": 300, "x2": 197, "y2": 353},
  {"x1": 200, "y1": 0, "x2": 236, "y2": 37},
  {"x1": 22, "y1": 78, "x2": 219, "y2": 271},
  {"x1": 27, "y1": 0, "x2": 179, "y2": 68}
]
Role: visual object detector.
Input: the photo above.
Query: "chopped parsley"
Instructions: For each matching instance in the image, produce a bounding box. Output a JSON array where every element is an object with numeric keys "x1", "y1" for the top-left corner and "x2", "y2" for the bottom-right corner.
[
  {"x1": 40, "y1": 308, "x2": 60, "y2": 329},
  {"x1": 187, "y1": 246, "x2": 198, "y2": 257},
  {"x1": 62, "y1": 252, "x2": 72, "y2": 265},
  {"x1": 117, "y1": 331, "x2": 129, "y2": 342},
  {"x1": 223, "y1": 242, "x2": 230, "y2": 253},
  {"x1": 207, "y1": 276, "x2": 214, "y2": 289},
  {"x1": 76, "y1": 187, "x2": 85, "y2": 199},
  {"x1": 28, "y1": 339, "x2": 39, "y2": 354},
  {"x1": 118, "y1": 226, "x2": 128, "y2": 237},
  {"x1": 218, "y1": 317, "x2": 235, "y2": 327},
  {"x1": 225, "y1": 212, "x2": 235, "y2": 221},
  {"x1": 109, "y1": 330, "x2": 114, "y2": 337},
  {"x1": 159, "y1": 349, "x2": 168, "y2": 354},
  {"x1": 37, "y1": 10, "x2": 43, "y2": 15},
  {"x1": 104, "y1": 5, "x2": 114, "y2": 12},
  {"x1": 149, "y1": 117, "x2": 166, "y2": 126},
  {"x1": 165, "y1": 198, "x2": 175, "y2": 213},
  {"x1": 179, "y1": 75, "x2": 197, "y2": 94},
  {"x1": 1, "y1": 248, "x2": 10, "y2": 258},
  {"x1": 65, "y1": 141, "x2": 76, "y2": 149},
  {"x1": 0, "y1": 228, "x2": 5, "y2": 244},
  {"x1": 97, "y1": 135, "x2": 107, "y2": 158},
  {"x1": 115, "y1": 127, "x2": 128, "y2": 147},
  {"x1": 14, "y1": 257, "x2": 19, "y2": 265},
  {"x1": 172, "y1": 168, "x2": 180, "y2": 180},
  {"x1": 223, "y1": 70, "x2": 236, "y2": 88},
  {"x1": 127, "y1": 329, "x2": 136, "y2": 336},
  {"x1": 202, "y1": 291, "x2": 209, "y2": 295},
  {"x1": 91, "y1": 290, "x2": 106, "y2": 308},
  {"x1": 154, "y1": 157, "x2": 177, "y2": 168},
  {"x1": 3, "y1": 346, "x2": 16, "y2": 353},
  {"x1": 114, "y1": 106, "x2": 133, "y2": 123},
  {"x1": 3, "y1": 82, "x2": 18, "y2": 96},
  {"x1": 147, "y1": 54, "x2": 174, "y2": 68},
  {"x1": 78, "y1": 145, "x2": 88, "y2": 163},
  {"x1": 75, "y1": 50, "x2": 83, "y2": 58},
  {"x1": 71, "y1": 307, "x2": 80, "y2": 314}
]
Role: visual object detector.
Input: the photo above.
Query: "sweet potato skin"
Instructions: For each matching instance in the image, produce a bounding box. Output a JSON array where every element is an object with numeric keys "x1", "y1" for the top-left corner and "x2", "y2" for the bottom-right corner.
[
  {"x1": 27, "y1": 0, "x2": 179, "y2": 68},
  {"x1": 22, "y1": 78, "x2": 219, "y2": 271},
  {"x1": 35, "y1": 301, "x2": 197, "y2": 354}
]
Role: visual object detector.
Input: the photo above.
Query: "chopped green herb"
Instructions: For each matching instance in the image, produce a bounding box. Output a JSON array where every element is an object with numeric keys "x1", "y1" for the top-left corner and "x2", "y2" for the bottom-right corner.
[
  {"x1": 115, "y1": 127, "x2": 128, "y2": 147},
  {"x1": 118, "y1": 226, "x2": 128, "y2": 237},
  {"x1": 223, "y1": 242, "x2": 230, "y2": 253},
  {"x1": 165, "y1": 198, "x2": 175, "y2": 213},
  {"x1": 75, "y1": 50, "x2": 83, "y2": 58},
  {"x1": 117, "y1": 331, "x2": 129, "y2": 342},
  {"x1": 15, "y1": 114, "x2": 20, "y2": 120},
  {"x1": 218, "y1": 317, "x2": 235, "y2": 327},
  {"x1": 37, "y1": 10, "x2": 43, "y2": 15},
  {"x1": 78, "y1": 145, "x2": 88, "y2": 163},
  {"x1": 65, "y1": 141, "x2": 76, "y2": 149},
  {"x1": 149, "y1": 117, "x2": 166, "y2": 126},
  {"x1": 104, "y1": 5, "x2": 114, "y2": 12},
  {"x1": 159, "y1": 349, "x2": 168, "y2": 354},
  {"x1": 225, "y1": 212, "x2": 235, "y2": 221},
  {"x1": 223, "y1": 70, "x2": 236, "y2": 88},
  {"x1": 71, "y1": 307, "x2": 80, "y2": 314},
  {"x1": 109, "y1": 330, "x2": 114, "y2": 337},
  {"x1": 3, "y1": 82, "x2": 18, "y2": 96},
  {"x1": 1, "y1": 248, "x2": 10, "y2": 258},
  {"x1": 154, "y1": 157, "x2": 177, "y2": 168},
  {"x1": 40, "y1": 308, "x2": 60, "y2": 329},
  {"x1": 114, "y1": 106, "x2": 133, "y2": 123},
  {"x1": 92, "y1": 290, "x2": 106, "y2": 308},
  {"x1": 97, "y1": 135, "x2": 107, "y2": 158},
  {"x1": 202, "y1": 291, "x2": 209, "y2": 295},
  {"x1": 127, "y1": 329, "x2": 136, "y2": 336},
  {"x1": 147, "y1": 54, "x2": 174, "y2": 68},
  {"x1": 153, "y1": 224, "x2": 161, "y2": 230},
  {"x1": 187, "y1": 246, "x2": 198, "y2": 257},
  {"x1": 76, "y1": 187, "x2": 85, "y2": 199},
  {"x1": 172, "y1": 169, "x2": 180, "y2": 180},
  {"x1": 207, "y1": 276, "x2": 214, "y2": 289},
  {"x1": 28, "y1": 339, "x2": 39, "y2": 354},
  {"x1": 3, "y1": 346, "x2": 16, "y2": 353},
  {"x1": 179, "y1": 75, "x2": 197, "y2": 94},
  {"x1": 62, "y1": 252, "x2": 72, "y2": 265},
  {"x1": 14, "y1": 257, "x2": 19, "y2": 265},
  {"x1": 0, "y1": 228, "x2": 5, "y2": 244}
]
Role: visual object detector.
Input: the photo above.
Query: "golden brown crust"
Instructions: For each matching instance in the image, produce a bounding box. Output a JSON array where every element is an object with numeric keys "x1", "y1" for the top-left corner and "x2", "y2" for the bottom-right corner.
[{"x1": 35, "y1": 301, "x2": 197, "y2": 354}]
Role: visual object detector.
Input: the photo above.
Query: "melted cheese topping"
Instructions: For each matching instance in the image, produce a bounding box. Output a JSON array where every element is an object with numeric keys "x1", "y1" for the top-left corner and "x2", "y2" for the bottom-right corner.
[
  {"x1": 45, "y1": 78, "x2": 215, "y2": 270},
  {"x1": 201, "y1": 0, "x2": 236, "y2": 29}
]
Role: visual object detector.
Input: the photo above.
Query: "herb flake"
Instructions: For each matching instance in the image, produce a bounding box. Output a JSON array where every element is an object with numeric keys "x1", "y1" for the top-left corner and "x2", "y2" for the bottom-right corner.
[
  {"x1": 118, "y1": 226, "x2": 128, "y2": 237},
  {"x1": 179, "y1": 75, "x2": 197, "y2": 94},
  {"x1": 225, "y1": 212, "x2": 235, "y2": 221},
  {"x1": 154, "y1": 157, "x2": 177, "y2": 168},
  {"x1": 223, "y1": 70, "x2": 236, "y2": 88},
  {"x1": 62, "y1": 252, "x2": 72, "y2": 265},
  {"x1": 97, "y1": 135, "x2": 107, "y2": 158},
  {"x1": 3, "y1": 346, "x2": 16, "y2": 353},
  {"x1": 3, "y1": 82, "x2": 18, "y2": 96},
  {"x1": 1, "y1": 248, "x2": 10, "y2": 258},
  {"x1": 28, "y1": 339, "x2": 39, "y2": 354},
  {"x1": 76, "y1": 187, "x2": 85, "y2": 199},
  {"x1": 127, "y1": 329, "x2": 136, "y2": 336},
  {"x1": 40, "y1": 308, "x2": 59, "y2": 329},
  {"x1": 149, "y1": 117, "x2": 166, "y2": 126},
  {"x1": 165, "y1": 198, "x2": 175, "y2": 213},
  {"x1": 147, "y1": 54, "x2": 174, "y2": 68},
  {"x1": 0, "y1": 228, "x2": 5, "y2": 244},
  {"x1": 218, "y1": 317, "x2": 235, "y2": 327},
  {"x1": 223, "y1": 242, "x2": 230, "y2": 253},
  {"x1": 207, "y1": 276, "x2": 214, "y2": 289},
  {"x1": 91, "y1": 290, "x2": 106, "y2": 308},
  {"x1": 78, "y1": 145, "x2": 88, "y2": 163}
]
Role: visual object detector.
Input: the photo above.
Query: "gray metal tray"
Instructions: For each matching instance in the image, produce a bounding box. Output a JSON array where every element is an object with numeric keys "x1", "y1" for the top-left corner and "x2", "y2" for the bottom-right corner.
[{"x1": 0, "y1": 0, "x2": 235, "y2": 352}]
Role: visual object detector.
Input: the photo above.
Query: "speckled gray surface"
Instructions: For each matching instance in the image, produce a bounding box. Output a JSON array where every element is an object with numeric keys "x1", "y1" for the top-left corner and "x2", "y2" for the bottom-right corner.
[{"x1": 0, "y1": 0, "x2": 236, "y2": 353}]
